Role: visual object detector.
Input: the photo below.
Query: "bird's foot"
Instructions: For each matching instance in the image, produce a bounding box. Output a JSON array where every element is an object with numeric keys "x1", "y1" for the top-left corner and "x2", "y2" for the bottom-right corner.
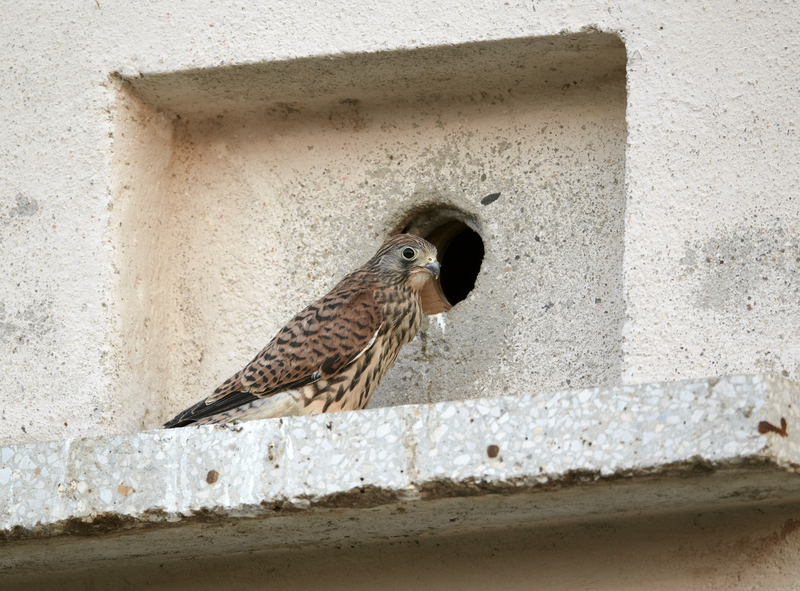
[{"x1": 215, "y1": 419, "x2": 244, "y2": 432}]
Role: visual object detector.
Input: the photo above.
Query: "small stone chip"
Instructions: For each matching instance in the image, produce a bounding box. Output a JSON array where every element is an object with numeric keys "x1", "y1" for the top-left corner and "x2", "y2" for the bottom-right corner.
[
  {"x1": 480, "y1": 192, "x2": 501, "y2": 205},
  {"x1": 206, "y1": 470, "x2": 220, "y2": 485},
  {"x1": 117, "y1": 484, "x2": 135, "y2": 497},
  {"x1": 487, "y1": 444, "x2": 500, "y2": 459}
]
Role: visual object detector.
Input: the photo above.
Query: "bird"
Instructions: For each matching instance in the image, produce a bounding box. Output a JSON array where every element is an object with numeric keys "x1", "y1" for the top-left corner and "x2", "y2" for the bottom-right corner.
[{"x1": 164, "y1": 234, "x2": 440, "y2": 428}]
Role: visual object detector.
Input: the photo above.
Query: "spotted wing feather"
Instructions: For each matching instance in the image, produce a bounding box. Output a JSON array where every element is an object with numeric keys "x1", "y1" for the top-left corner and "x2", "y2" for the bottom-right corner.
[{"x1": 163, "y1": 288, "x2": 382, "y2": 427}]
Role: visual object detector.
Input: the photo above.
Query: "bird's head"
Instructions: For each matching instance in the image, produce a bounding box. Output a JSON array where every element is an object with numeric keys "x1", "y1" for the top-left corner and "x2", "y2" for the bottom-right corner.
[{"x1": 370, "y1": 234, "x2": 440, "y2": 291}]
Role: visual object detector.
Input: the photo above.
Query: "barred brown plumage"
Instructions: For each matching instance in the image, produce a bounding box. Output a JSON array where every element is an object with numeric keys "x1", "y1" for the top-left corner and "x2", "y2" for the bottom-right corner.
[{"x1": 163, "y1": 234, "x2": 440, "y2": 428}]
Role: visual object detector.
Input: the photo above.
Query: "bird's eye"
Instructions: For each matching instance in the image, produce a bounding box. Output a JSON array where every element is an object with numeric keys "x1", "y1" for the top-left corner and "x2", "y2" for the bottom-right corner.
[{"x1": 401, "y1": 247, "x2": 417, "y2": 261}]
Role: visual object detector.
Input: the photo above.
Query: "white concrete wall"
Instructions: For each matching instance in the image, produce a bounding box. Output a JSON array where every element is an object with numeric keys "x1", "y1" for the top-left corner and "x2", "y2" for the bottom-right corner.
[
  {"x1": 111, "y1": 34, "x2": 628, "y2": 426},
  {"x1": 1, "y1": 1, "x2": 799, "y2": 444}
]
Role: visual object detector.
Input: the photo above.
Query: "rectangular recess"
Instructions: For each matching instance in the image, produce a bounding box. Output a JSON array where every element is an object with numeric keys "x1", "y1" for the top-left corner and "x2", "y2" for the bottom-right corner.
[{"x1": 110, "y1": 33, "x2": 628, "y2": 429}]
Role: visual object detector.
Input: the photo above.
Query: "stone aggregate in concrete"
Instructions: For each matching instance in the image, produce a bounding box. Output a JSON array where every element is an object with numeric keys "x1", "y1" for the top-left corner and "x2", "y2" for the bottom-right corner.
[{"x1": 2, "y1": 374, "x2": 798, "y2": 536}]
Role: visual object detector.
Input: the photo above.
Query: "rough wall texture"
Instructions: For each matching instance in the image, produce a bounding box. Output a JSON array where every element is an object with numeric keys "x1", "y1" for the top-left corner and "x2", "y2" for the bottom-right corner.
[
  {"x1": 111, "y1": 35, "x2": 627, "y2": 425},
  {"x1": 1, "y1": 2, "x2": 799, "y2": 444}
]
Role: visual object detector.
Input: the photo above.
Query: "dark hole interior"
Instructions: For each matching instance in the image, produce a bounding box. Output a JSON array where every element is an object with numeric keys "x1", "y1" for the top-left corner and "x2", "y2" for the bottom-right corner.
[{"x1": 437, "y1": 225, "x2": 484, "y2": 306}]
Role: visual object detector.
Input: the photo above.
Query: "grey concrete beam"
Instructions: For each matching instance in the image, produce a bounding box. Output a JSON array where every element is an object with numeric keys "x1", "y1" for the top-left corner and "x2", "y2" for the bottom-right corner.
[{"x1": 2, "y1": 374, "x2": 799, "y2": 575}]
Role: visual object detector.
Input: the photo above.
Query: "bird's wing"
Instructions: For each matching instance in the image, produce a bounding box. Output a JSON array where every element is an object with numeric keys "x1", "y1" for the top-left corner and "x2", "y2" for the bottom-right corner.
[{"x1": 163, "y1": 288, "x2": 383, "y2": 427}]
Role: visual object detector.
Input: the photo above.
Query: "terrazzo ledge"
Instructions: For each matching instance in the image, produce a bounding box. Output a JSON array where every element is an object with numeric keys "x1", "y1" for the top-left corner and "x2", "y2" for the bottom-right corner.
[{"x1": 2, "y1": 374, "x2": 800, "y2": 574}]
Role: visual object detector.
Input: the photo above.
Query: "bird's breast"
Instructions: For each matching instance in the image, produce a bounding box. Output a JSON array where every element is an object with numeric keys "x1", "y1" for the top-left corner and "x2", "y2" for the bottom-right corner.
[{"x1": 380, "y1": 288, "x2": 423, "y2": 344}]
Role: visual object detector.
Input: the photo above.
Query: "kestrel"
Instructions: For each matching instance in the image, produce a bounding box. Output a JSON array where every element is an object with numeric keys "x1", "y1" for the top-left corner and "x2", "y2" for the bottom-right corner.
[{"x1": 164, "y1": 234, "x2": 440, "y2": 428}]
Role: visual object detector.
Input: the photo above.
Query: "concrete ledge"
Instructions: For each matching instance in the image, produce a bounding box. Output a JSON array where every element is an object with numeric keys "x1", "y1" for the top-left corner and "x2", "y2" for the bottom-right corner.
[{"x1": 2, "y1": 374, "x2": 799, "y2": 575}]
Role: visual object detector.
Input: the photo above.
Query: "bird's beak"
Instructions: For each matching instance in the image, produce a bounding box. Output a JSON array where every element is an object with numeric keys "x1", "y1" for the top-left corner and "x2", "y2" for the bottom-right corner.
[{"x1": 422, "y1": 261, "x2": 440, "y2": 279}]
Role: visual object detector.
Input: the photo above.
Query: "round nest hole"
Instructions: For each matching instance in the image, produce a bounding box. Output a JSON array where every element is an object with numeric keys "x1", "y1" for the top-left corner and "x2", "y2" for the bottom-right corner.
[{"x1": 401, "y1": 214, "x2": 484, "y2": 314}]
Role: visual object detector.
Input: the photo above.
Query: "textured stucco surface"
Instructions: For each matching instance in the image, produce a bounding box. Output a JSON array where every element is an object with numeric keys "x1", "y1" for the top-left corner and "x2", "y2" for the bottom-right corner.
[
  {"x1": 111, "y1": 34, "x2": 627, "y2": 426},
  {"x1": 1, "y1": 2, "x2": 799, "y2": 447},
  {"x1": 1, "y1": 374, "x2": 799, "y2": 576}
]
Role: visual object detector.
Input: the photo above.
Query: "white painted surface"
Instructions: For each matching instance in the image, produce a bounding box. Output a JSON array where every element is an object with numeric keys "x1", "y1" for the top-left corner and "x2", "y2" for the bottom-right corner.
[{"x1": 1, "y1": 2, "x2": 799, "y2": 444}]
